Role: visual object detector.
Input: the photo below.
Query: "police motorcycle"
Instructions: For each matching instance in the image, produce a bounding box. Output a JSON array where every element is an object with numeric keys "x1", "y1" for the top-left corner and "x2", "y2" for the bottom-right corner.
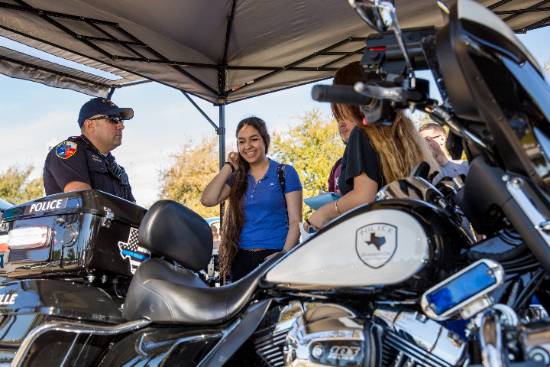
[{"x1": 0, "y1": 0, "x2": 549, "y2": 365}]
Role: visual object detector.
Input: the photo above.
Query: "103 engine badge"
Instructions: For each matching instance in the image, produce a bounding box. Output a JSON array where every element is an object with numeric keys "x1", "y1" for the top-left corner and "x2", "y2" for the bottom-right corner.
[{"x1": 356, "y1": 223, "x2": 397, "y2": 268}]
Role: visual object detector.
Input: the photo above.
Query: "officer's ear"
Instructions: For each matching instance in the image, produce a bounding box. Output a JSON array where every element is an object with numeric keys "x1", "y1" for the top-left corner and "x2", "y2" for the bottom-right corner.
[{"x1": 82, "y1": 119, "x2": 94, "y2": 132}]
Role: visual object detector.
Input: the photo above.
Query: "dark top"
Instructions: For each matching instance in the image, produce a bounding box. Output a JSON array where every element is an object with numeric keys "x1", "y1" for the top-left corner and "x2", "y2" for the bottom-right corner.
[
  {"x1": 338, "y1": 127, "x2": 384, "y2": 195},
  {"x1": 43, "y1": 135, "x2": 135, "y2": 202},
  {"x1": 327, "y1": 157, "x2": 342, "y2": 194}
]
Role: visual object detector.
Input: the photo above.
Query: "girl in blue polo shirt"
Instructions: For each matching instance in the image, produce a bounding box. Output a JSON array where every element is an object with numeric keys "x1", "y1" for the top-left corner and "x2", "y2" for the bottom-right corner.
[{"x1": 201, "y1": 117, "x2": 302, "y2": 281}]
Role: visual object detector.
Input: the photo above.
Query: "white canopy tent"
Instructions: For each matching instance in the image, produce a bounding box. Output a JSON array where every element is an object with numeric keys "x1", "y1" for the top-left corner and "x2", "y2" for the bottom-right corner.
[{"x1": 0, "y1": 0, "x2": 548, "y2": 165}]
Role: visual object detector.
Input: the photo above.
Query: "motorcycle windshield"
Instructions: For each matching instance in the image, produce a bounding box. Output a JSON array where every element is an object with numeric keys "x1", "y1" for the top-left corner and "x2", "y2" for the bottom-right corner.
[{"x1": 456, "y1": 0, "x2": 543, "y2": 77}]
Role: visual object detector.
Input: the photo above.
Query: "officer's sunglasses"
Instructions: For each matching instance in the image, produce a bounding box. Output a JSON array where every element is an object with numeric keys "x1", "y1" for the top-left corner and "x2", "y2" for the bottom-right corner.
[{"x1": 89, "y1": 115, "x2": 124, "y2": 124}]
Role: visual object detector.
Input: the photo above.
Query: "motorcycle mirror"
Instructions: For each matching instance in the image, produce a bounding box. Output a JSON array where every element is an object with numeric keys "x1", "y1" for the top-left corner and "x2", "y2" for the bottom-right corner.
[{"x1": 349, "y1": 0, "x2": 395, "y2": 33}]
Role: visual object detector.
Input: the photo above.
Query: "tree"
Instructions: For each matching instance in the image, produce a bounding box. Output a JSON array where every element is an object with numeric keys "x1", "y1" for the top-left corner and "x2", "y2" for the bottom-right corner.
[
  {"x1": 0, "y1": 166, "x2": 44, "y2": 204},
  {"x1": 271, "y1": 109, "x2": 344, "y2": 216},
  {"x1": 160, "y1": 137, "x2": 219, "y2": 217}
]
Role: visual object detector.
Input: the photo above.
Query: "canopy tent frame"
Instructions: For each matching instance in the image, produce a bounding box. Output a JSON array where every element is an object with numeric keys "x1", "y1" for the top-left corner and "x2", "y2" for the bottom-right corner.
[
  {"x1": 1, "y1": 0, "x2": 549, "y2": 218},
  {"x1": 0, "y1": 0, "x2": 367, "y2": 174}
]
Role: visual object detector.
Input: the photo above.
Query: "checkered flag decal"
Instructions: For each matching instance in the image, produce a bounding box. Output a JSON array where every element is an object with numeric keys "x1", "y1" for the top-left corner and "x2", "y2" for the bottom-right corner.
[{"x1": 117, "y1": 227, "x2": 150, "y2": 274}]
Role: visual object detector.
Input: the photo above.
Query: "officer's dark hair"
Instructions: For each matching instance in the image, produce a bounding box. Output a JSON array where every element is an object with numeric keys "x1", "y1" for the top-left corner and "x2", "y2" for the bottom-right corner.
[{"x1": 219, "y1": 116, "x2": 271, "y2": 280}]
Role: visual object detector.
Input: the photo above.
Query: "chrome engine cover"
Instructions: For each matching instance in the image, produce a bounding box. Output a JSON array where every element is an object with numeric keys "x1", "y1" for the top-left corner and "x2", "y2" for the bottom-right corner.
[
  {"x1": 373, "y1": 308, "x2": 468, "y2": 366},
  {"x1": 254, "y1": 302, "x2": 470, "y2": 367},
  {"x1": 284, "y1": 303, "x2": 365, "y2": 366}
]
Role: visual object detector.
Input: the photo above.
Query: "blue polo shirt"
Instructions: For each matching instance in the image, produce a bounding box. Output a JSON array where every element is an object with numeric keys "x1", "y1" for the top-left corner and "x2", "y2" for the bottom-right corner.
[{"x1": 229, "y1": 159, "x2": 302, "y2": 250}]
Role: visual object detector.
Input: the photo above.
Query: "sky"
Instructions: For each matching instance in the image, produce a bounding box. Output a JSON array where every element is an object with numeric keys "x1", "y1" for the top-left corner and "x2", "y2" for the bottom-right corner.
[{"x1": 1, "y1": 27, "x2": 549, "y2": 207}]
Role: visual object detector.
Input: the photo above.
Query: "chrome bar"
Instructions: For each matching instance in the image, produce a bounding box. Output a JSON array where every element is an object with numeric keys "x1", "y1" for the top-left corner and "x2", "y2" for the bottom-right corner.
[{"x1": 12, "y1": 319, "x2": 151, "y2": 367}]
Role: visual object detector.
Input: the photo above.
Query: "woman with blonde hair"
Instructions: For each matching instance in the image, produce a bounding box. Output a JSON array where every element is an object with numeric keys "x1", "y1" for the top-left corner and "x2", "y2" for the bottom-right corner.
[{"x1": 306, "y1": 62, "x2": 435, "y2": 230}]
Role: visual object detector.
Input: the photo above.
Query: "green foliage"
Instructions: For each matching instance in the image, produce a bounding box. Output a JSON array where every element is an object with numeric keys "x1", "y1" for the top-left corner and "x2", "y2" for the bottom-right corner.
[
  {"x1": 160, "y1": 137, "x2": 219, "y2": 217},
  {"x1": 0, "y1": 166, "x2": 44, "y2": 204},
  {"x1": 271, "y1": 109, "x2": 344, "y2": 216}
]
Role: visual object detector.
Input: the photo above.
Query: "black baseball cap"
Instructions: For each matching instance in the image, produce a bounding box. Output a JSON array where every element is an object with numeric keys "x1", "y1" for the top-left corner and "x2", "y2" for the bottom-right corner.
[{"x1": 78, "y1": 97, "x2": 134, "y2": 127}]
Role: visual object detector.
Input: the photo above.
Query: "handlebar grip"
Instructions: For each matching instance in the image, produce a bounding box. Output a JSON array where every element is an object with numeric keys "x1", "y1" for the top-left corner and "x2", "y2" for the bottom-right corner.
[{"x1": 311, "y1": 85, "x2": 373, "y2": 105}]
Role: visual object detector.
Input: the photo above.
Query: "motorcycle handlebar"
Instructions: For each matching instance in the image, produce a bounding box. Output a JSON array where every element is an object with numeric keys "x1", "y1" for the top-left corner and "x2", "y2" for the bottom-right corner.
[{"x1": 311, "y1": 85, "x2": 373, "y2": 105}]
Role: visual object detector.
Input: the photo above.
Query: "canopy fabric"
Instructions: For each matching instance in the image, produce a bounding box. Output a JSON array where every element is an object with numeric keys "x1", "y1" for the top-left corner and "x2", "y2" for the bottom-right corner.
[
  {"x1": 0, "y1": 0, "x2": 548, "y2": 104},
  {"x1": 1, "y1": 45, "x2": 117, "y2": 96}
]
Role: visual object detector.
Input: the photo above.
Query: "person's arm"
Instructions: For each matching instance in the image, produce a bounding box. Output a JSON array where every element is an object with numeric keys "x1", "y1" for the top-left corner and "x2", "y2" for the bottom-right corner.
[
  {"x1": 282, "y1": 190, "x2": 302, "y2": 251},
  {"x1": 45, "y1": 141, "x2": 92, "y2": 194},
  {"x1": 307, "y1": 173, "x2": 377, "y2": 229},
  {"x1": 64, "y1": 181, "x2": 92, "y2": 192},
  {"x1": 200, "y1": 163, "x2": 233, "y2": 207}
]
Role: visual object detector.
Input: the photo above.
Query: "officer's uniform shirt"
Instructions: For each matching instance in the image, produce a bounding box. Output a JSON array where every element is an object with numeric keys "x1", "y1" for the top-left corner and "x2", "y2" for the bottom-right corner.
[{"x1": 43, "y1": 135, "x2": 135, "y2": 202}]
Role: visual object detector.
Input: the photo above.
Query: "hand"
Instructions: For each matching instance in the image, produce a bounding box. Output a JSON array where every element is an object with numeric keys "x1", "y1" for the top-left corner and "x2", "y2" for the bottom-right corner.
[
  {"x1": 227, "y1": 151, "x2": 240, "y2": 170},
  {"x1": 305, "y1": 212, "x2": 325, "y2": 231}
]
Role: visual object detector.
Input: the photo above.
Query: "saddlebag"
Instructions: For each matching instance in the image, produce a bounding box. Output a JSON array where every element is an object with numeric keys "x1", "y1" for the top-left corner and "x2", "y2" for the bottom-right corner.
[{"x1": 0, "y1": 190, "x2": 148, "y2": 279}]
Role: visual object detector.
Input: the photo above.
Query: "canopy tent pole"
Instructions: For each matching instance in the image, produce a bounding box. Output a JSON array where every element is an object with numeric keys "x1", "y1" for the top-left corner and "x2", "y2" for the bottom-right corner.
[{"x1": 218, "y1": 105, "x2": 226, "y2": 170}]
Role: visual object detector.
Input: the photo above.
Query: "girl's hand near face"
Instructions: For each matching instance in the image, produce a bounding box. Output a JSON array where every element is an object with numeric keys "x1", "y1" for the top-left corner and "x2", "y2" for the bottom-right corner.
[{"x1": 227, "y1": 151, "x2": 240, "y2": 171}]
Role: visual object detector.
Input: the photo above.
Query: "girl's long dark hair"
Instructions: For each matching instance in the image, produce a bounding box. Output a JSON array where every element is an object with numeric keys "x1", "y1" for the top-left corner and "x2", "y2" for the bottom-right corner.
[{"x1": 219, "y1": 117, "x2": 270, "y2": 279}]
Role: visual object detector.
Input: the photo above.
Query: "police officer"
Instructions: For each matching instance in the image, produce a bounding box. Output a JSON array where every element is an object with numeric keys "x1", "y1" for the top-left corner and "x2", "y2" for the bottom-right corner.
[{"x1": 43, "y1": 97, "x2": 136, "y2": 202}]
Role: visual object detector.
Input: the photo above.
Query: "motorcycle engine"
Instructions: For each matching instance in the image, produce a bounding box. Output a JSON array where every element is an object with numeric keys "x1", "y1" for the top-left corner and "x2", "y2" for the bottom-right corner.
[{"x1": 253, "y1": 302, "x2": 469, "y2": 367}]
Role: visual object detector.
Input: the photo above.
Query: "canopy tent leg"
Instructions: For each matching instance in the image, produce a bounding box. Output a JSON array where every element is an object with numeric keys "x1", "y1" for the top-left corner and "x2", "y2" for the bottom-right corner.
[
  {"x1": 218, "y1": 104, "x2": 226, "y2": 223},
  {"x1": 180, "y1": 91, "x2": 226, "y2": 222},
  {"x1": 218, "y1": 104, "x2": 226, "y2": 170}
]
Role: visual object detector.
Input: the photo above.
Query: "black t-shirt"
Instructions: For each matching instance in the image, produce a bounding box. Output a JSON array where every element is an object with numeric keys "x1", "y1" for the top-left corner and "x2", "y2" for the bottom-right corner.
[
  {"x1": 338, "y1": 127, "x2": 384, "y2": 195},
  {"x1": 43, "y1": 136, "x2": 135, "y2": 202}
]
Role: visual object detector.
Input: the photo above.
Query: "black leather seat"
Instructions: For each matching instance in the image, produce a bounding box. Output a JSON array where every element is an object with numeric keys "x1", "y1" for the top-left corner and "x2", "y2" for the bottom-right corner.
[{"x1": 123, "y1": 254, "x2": 283, "y2": 325}]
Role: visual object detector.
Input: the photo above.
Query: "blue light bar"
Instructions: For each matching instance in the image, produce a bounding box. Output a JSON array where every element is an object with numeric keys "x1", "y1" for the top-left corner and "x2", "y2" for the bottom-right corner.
[{"x1": 421, "y1": 259, "x2": 504, "y2": 321}]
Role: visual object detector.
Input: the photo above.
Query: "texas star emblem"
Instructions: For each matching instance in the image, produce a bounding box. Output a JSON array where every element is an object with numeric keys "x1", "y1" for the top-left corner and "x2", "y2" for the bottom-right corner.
[
  {"x1": 355, "y1": 223, "x2": 397, "y2": 269},
  {"x1": 55, "y1": 140, "x2": 77, "y2": 159}
]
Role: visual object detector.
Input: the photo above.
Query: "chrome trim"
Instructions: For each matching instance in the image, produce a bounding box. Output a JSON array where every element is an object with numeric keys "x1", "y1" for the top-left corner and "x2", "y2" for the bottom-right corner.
[
  {"x1": 100, "y1": 206, "x2": 114, "y2": 228},
  {"x1": 373, "y1": 308, "x2": 467, "y2": 366},
  {"x1": 12, "y1": 319, "x2": 151, "y2": 367},
  {"x1": 136, "y1": 331, "x2": 221, "y2": 356},
  {"x1": 420, "y1": 259, "x2": 504, "y2": 321},
  {"x1": 505, "y1": 176, "x2": 550, "y2": 248},
  {"x1": 477, "y1": 310, "x2": 505, "y2": 367}
]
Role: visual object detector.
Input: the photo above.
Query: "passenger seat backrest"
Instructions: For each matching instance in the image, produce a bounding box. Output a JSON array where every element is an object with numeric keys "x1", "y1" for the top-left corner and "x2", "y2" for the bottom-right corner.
[{"x1": 138, "y1": 200, "x2": 213, "y2": 271}]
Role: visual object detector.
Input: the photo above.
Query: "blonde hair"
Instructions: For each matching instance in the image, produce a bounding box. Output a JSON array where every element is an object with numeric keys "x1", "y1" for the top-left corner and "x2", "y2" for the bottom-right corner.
[{"x1": 331, "y1": 62, "x2": 436, "y2": 183}]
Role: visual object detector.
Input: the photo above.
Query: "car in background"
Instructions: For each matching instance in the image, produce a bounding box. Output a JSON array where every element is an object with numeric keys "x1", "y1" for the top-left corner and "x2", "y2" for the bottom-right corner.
[
  {"x1": 204, "y1": 217, "x2": 220, "y2": 252},
  {"x1": 203, "y1": 217, "x2": 221, "y2": 286},
  {"x1": 0, "y1": 198, "x2": 12, "y2": 213}
]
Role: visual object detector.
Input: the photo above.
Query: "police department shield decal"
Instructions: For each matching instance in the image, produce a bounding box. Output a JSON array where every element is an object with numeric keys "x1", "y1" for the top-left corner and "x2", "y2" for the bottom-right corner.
[{"x1": 356, "y1": 223, "x2": 397, "y2": 269}]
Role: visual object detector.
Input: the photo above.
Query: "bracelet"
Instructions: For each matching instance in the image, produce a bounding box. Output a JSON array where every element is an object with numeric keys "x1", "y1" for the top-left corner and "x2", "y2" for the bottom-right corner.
[
  {"x1": 224, "y1": 161, "x2": 235, "y2": 172},
  {"x1": 334, "y1": 199, "x2": 342, "y2": 215}
]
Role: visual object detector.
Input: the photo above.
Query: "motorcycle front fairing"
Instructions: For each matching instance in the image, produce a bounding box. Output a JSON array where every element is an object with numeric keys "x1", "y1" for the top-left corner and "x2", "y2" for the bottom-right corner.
[{"x1": 435, "y1": 0, "x2": 550, "y2": 274}]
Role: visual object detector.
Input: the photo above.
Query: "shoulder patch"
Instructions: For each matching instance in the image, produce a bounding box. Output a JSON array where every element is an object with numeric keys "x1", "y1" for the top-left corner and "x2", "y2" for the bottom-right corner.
[{"x1": 55, "y1": 140, "x2": 78, "y2": 160}]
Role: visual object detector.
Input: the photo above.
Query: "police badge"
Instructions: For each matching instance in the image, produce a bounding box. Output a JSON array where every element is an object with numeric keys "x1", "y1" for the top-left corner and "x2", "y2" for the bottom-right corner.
[{"x1": 355, "y1": 223, "x2": 397, "y2": 269}]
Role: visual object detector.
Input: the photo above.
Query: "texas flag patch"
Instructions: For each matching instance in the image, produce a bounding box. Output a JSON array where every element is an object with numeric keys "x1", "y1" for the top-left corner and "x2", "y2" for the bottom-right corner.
[{"x1": 55, "y1": 140, "x2": 77, "y2": 159}]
